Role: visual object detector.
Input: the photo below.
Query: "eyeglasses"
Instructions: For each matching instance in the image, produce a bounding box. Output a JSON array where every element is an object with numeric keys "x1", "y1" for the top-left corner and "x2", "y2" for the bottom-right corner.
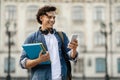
[{"x1": 45, "y1": 13, "x2": 56, "y2": 20}]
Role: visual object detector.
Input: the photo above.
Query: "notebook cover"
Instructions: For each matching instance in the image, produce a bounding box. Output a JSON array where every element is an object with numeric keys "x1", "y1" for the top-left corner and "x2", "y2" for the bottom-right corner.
[{"x1": 22, "y1": 43, "x2": 50, "y2": 65}]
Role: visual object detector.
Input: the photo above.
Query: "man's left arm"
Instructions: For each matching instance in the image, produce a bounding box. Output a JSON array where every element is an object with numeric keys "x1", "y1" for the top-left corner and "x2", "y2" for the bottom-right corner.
[{"x1": 62, "y1": 32, "x2": 78, "y2": 60}]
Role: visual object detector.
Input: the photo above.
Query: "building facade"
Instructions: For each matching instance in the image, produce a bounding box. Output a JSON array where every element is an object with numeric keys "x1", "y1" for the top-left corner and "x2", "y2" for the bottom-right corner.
[{"x1": 0, "y1": 0, "x2": 120, "y2": 80}]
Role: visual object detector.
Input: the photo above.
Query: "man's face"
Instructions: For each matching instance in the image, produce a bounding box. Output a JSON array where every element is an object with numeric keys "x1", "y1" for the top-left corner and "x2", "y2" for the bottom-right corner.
[{"x1": 40, "y1": 11, "x2": 56, "y2": 29}]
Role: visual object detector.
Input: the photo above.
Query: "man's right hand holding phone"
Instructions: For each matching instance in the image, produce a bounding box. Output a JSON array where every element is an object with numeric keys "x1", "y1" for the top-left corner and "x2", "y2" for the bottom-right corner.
[{"x1": 68, "y1": 35, "x2": 78, "y2": 59}]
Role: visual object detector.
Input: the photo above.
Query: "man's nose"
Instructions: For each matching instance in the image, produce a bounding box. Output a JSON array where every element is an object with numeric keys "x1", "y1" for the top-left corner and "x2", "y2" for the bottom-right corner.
[{"x1": 50, "y1": 17, "x2": 55, "y2": 21}]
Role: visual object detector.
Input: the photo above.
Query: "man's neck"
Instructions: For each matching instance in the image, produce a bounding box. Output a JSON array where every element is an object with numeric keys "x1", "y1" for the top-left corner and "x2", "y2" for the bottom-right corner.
[{"x1": 41, "y1": 26, "x2": 52, "y2": 30}]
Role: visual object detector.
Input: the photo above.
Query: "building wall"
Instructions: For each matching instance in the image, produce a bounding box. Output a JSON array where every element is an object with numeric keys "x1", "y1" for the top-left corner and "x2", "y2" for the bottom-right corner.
[{"x1": 0, "y1": 0, "x2": 120, "y2": 79}]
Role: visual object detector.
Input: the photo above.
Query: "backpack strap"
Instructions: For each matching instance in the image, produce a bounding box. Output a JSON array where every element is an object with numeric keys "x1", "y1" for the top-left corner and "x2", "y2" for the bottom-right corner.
[
  {"x1": 57, "y1": 31, "x2": 64, "y2": 43},
  {"x1": 57, "y1": 31, "x2": 69, "y2": 60}
]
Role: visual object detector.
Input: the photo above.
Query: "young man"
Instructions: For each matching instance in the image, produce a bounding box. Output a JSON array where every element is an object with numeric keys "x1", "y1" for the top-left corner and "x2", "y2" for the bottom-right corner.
[{"x1": 20, "y1": 5, "x2": 78, "y2": 80}]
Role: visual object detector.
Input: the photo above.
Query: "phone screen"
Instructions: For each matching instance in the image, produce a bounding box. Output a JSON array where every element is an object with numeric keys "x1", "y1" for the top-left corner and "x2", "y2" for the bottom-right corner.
[{"x1": 71, "y1": 34, "x2": 78, "y2": 41}]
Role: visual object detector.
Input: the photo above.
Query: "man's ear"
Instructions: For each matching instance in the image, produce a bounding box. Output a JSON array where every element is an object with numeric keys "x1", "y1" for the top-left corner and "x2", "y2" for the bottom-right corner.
[{"x1": 40, "y1": 16, "x2": 43, "y2": 21}]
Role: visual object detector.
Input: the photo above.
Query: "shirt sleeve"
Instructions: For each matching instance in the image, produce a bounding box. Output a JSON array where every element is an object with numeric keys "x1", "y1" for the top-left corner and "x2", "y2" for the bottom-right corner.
[
  {"x1": 19, "y1": 33, "x2": 35, "y2": 69},
  {"x1": 20, "y1": 53, "x2": 28, "y2": 69}
]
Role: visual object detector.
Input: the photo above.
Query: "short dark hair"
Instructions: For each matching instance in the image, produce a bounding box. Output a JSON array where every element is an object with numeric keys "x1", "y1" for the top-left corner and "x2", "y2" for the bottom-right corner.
[{"x1": 36, "y1": 5, "x2": 56, "y2": 24}]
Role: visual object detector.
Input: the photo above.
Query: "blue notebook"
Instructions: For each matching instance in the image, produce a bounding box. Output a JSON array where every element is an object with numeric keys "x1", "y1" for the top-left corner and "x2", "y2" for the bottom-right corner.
[{"x1": 22, "y1": 43, "x2": 50, "y2": 65}]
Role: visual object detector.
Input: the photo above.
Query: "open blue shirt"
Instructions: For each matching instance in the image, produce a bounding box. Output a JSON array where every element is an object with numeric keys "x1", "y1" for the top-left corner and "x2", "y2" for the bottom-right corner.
[{"x1": 19, "y1": 29, "x2": 77, "y2": 80}]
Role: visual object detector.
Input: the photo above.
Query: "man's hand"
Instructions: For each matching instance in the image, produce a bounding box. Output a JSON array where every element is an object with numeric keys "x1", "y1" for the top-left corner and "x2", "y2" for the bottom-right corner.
[
  {"x1": 68, "y1": 39, "x2": 78, "y2": 50},
  {"x1": 37, "y1": 51, "x2": 50, "y2": 63},
  {"x1": 25, "y1": 51, "x2": 50, "y2": 69},
  {"x1": 68, "y1": 39, "x2": 78, "y2": 58}
]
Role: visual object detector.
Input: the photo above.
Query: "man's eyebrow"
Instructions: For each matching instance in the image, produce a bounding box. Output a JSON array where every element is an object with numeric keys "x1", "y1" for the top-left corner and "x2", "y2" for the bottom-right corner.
[
  {"x1": 45, "y1": 14, "x2": 52, "y2": 16},
  {"x1": 45, "y1": 13, "x2": 49, "y2": 16},
  {"x1": 45, "y1": 13, "x2": 56, "y2": 17}
]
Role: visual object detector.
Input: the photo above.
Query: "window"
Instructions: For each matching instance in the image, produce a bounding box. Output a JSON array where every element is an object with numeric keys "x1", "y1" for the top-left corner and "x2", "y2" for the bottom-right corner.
[
  {"x1": 117, "y1": 58, "x2": 120, "y2": 73},
  {"x1": 116, "y1": 32, "x2": 120, "y2": 46},
  {"x1": 4, "y1": 57, "x2": 15, "y2": 73},
  {"x1": 5, "y1": 5, "x2": 17, "y2": 21},
  {"x1": 88, "y1": 58, "x2": 92, "y2": 67},
  {"x1": 49, "y1": 0, "x2": 56, "y2": 2},
  {"x1": 73, "y1": 58, "x2": 83, "y2": 73},
  {"x1": 115, "y1": 6, "x2": 120, "y2": 21},
  {"x1": 114, "y1": 0, "x2": 119, "y2": 3},
  {"x1": 27, "y1": 5, "x2": 38, "y2": 21},
  {"x1": 72, "y1": 0, "x2": 84, "y2": 2},
  {"x1": 93, "y1": 0, "x2": 106, "y2": 2},
  {"x1": 94, "y1": 6, "x2": 105, "y2": 21},
  {"x1": 94, "y1": 32, "x2": 105, "y2": 46},
  {"x1": 78, "y1": 32, "x2": 85, "y2": 46},
  {"x1": 72, "y1": 6, "x2": 84, "y2": 21},
  {"x1": 41, "y1": 0, "x2": 49, "y2": 2},
  {"x1": 64, "y1": 0, "x2": 72, "y2": 2},
  {"x1": 96, "y1": 58, "x2": 105, "y2": 73}
]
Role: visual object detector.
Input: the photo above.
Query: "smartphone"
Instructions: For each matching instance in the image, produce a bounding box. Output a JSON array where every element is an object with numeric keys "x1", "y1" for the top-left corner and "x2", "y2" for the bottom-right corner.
[{"x1": 71, "y1": 34, "x2": 78, "y2": 42}]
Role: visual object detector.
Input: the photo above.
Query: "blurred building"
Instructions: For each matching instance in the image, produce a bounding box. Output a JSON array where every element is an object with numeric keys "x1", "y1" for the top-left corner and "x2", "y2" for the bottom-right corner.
[{"x1": 0, "y1": 0, "x2": 120, "y2": 80}]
